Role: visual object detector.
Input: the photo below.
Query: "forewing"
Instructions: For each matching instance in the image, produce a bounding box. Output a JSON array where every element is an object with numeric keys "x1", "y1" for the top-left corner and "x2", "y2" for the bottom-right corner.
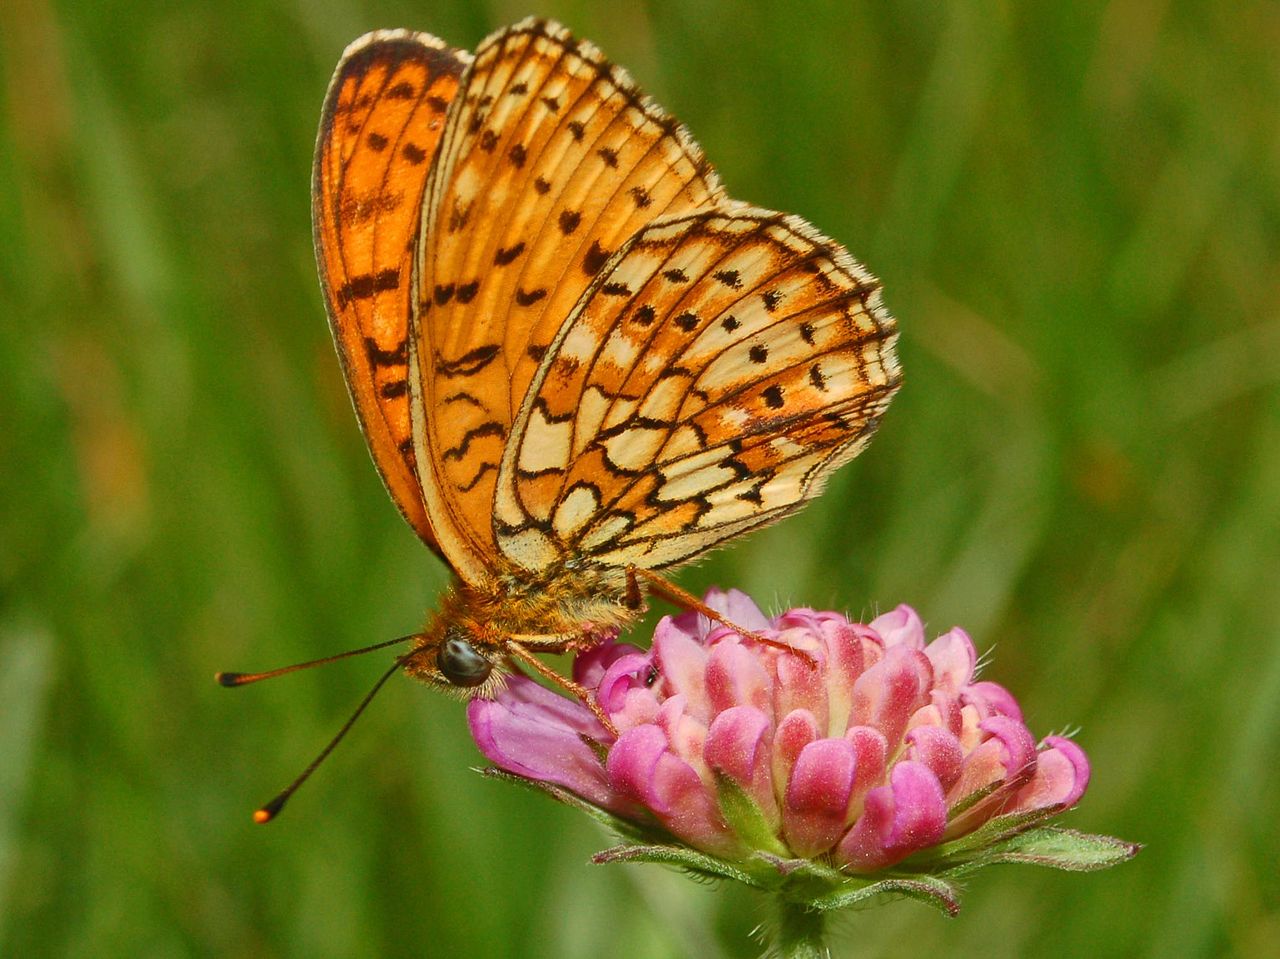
[
  {"x1": 411, "y1": 18, "x2": 724, "y2": 583},
  {"x1": 494, "y1": 205, "x2": 902, "y2": 574},
  {"x1": 314, "y1": 31, "x2": 469, "y2": 551}
]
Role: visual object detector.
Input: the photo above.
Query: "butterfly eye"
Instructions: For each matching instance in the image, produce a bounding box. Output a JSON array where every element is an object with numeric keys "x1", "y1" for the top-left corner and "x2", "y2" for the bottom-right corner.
[{"x1": 437, "y1": 636, "x2": 492, "y2": 687}]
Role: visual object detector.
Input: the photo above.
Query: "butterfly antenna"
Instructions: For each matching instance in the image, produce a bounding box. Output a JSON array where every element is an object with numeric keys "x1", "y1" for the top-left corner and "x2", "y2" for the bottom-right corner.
[
  {"x1": 252, "y1": 647, "x2": 420, "y2": 823},
  {"x1": 215, "y1": 634, "x2": 419, "y2": 687}
]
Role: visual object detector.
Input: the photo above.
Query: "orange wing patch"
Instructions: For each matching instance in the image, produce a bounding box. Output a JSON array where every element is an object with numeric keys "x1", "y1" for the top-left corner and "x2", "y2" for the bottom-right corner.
[
  {"x1": 411, "y1": 20, "x2": 724, "y2": 580},
  {"x1": 314, "y1": 31, "x2": 470, "y2": 551},
  {"x1": 495, "y1": 206, "x2": 902, "y2": 574}
]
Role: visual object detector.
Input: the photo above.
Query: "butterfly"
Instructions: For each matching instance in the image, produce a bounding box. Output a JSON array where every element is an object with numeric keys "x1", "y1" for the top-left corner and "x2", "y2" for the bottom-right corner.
[{"x1": 313, "y1": 18, "x2": 901, "y2": 708}]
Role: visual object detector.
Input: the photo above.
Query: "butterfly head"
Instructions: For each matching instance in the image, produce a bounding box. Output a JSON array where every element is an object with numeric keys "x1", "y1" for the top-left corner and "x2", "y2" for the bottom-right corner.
[{"x1": 435, "y1": 628, "x2": 494, "y2": 688}]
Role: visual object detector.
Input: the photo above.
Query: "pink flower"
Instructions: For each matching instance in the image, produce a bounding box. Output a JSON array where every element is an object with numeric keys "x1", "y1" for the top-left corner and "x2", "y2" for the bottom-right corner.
[{"x1": 469, "y1": 590, "x2": 1093, "y2": 880}]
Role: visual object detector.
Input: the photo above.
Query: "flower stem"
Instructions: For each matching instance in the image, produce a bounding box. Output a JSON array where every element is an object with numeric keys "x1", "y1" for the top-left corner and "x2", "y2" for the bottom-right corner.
[{"x1": 769, "y1": 897, "x2": 828, "y2": 959}]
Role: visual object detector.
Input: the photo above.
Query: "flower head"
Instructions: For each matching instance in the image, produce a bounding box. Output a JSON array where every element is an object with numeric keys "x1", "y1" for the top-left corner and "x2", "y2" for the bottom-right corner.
[{"x1": 469, "y1": 589, "x2": 1134, "y2": 914}]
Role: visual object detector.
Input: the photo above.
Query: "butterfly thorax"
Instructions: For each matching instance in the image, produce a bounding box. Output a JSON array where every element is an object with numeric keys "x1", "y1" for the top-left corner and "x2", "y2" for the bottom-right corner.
[{"x1": 403, "y1": 566, "x2": 636, "y2": 694}]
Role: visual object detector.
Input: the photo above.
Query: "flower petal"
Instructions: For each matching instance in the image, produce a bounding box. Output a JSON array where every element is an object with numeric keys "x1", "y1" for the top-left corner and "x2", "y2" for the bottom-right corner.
[
  {"x1": 783, "y1": 738, "x2": 857, "y2": 857},
  {"x1": 1010, "y1": 736, "x2": 1090, "y2": 812},
  {"x1": 705, "y1": 705, "x2": 777, "y2": 823},
  {"x1": 467, "y1": 677, "x2": 617, "y2": 810},
  {"x1": 850, "y1": 645, "x2": 933, "y2": 747},
  {"x1": 839, "y1": 761, "x2": 947, "y2": 872},
  {"x1": 869, "y1": 605, "x2": 925, "y2": 650},
  {"x1": 924, "y1": 627, "x2": 975, "y2": 692}
]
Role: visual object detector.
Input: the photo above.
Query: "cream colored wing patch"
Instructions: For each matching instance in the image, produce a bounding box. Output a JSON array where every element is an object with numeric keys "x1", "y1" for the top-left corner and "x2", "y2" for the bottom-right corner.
[{"x1": 494, "y1": 205, "x2": 902, "y2": 574}]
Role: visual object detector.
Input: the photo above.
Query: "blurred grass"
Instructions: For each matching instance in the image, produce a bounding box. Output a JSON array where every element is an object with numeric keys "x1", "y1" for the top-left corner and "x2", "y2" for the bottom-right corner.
[{"x1": 1, "y1": 0, "x2": 1277, "y2": 956}]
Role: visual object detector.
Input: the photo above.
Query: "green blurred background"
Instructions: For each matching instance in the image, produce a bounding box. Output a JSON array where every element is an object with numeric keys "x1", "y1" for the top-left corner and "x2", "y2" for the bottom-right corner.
[{"x1": 2, "y1": 0, "x2": 1276, "y2": 956}]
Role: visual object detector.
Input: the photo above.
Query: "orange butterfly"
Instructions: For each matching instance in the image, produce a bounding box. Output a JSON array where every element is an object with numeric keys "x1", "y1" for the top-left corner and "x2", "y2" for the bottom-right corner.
[{"x1": 313, "y1": 20, "x2": 900, "y2": 712}]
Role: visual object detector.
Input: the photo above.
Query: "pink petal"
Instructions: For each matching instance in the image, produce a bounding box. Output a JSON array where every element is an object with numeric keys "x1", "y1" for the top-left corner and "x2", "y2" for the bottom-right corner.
[
  {"x1": 1010, "y1": 736, "x2": 1090, "y2": 813},
  {"x1": 946, "y1": 715, "x2": 1039, "y2": 827},
  {"x1": 773, "y1": 638, "x2": 830, "y2": 734},
  {"x1": 818, "y1": 621, "x2": 869, "y2": 737},
  {"x1": 963, "y1": 680, "x2": 1024, "y2": 723},
  {"x1": 839, "y1": 761, "x2": 947, "y2": 872},
  {"x1": 845, "y1": 725, "x2": 889, "y2": 808},
  {"x1": 607, "y1": 724, "x2": 734, "y2": 854},
  {"x1": 924, "y1": 627, "x2": 976, "y2": 692},
  {"x1": 783, "y1": 738, "x2": 856, "y2": 857},
  {"x1": 705, "y1": 705, "x2": 778, "y2": 823},
  {"x1": 850, "y1": 645, "x2": 933, "y2": 747},
  {"x1": 772, "y1": 708, "x2": 819, "y2": 803},
  {"x1": 705, "y1": 638, "x2": 773, "y2": 714},
  {"x1": 573, "y1": 640, "x2": 645, "y2": 689},
  {"x1": 869, "y1": 605, "x2": 926, "y2": 650},
  {"x1": 905, "y1": 725, "x2": 964, "y2": 793},
  {"x1": 467, "y1": 677, "x2": 617, "y2": 810},
  {"x1": 651, "y1": 618, "x2": 711, "y2": 718},
  {"x1": 595, "y1": 652, "x2": 654, "y2": 717},
  {"x1": 704, "y1": 588, "x2": 773, "y2": 632}
]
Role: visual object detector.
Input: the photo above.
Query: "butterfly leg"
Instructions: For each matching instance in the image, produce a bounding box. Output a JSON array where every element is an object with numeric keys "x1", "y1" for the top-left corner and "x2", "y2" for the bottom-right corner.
[
  {"x1": 626, "y1": 567, "x2": 817, "y2": 666},
  {"x1": 506, "y1": 641, "x2": 620, "y2": 738}
]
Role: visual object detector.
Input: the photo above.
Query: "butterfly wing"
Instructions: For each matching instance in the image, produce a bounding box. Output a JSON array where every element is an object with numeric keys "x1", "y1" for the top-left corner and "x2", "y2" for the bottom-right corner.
[
  {"x1": 494, "y1": 205, "x2": 902, "y2": 574},
  {"x1": 314, "y1": 31, "x2": 470, "y2": 551},
  {"x1": 409, "y1": 18, "x2": 724, "y2": 585}
]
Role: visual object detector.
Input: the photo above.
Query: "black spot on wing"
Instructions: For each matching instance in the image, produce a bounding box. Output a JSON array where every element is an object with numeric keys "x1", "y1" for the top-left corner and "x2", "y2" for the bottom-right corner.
[
  {"x1": 456, "y1": 280, "x2": 480, "y2": 304},
  {"x1": 559, "y1": 210, "x2": 582, "y2": 235},
  {"x1": 401, "y1": 142, "x2": 427, "y2": 165},
  {"x1": 583, "y1": 241, "x2": 610, "y2": 275},
  {"x1": 363, "y1": 337, "x2": 408, "y2": 367},
  {"x1": 436, "y1": 344, "x2": 501, "y2": 377},
  {"x1": 516, "y1": 287, "x2": 548, "y2": 306},
  {"x1": 338, "y1": 268, "x2": 401, "y2": 308},
  {"x1": 443, "y1": 422, "x2": 505, "y2": 461},
  {"x1": 495, "y1": 242, "x2": 526, "y2": 265},
  {"x1": 458, "y1": 462, "x2": 497, "y2": 493}
]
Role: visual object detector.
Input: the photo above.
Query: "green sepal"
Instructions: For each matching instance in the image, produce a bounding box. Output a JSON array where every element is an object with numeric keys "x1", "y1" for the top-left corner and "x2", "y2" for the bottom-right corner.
[
  {"x1": 713, "y1": 773, "x2": 790, "y2": 859},
  {"x1": 937, "y1": 826, "x2": 1141, "y2": 877}
]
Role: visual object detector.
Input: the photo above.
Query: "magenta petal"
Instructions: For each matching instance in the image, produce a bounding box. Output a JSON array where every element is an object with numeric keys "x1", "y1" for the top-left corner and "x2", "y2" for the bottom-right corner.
[
  {"x1": 851, "y1": 645, "x2": 933, "y2": 746},
  {"x1": 467, "y1": 678, "x2": 616, "y2": 810},
  {"x1": 845, "y1": 725, "x2": 888, "y2": 807},
  {"x1": 774, "y1": 640, "x2": 829, "y2": 733},
  {"x1": 924, "y1": 627, "x2": 975, "y2": 692},
  {"x1": 705, "y1": 705, "x2": 771, "y2": 785},
  {"x1": 963, "y1": 680, "x2": 1024, "y2": 722},
  {"x1": 607, "y1": 724, "x2": 734, "y2": 854},
  {"x1": 596, "y1": 652, "x2": 654, "y2": 716},
  {"x1": 705, "y1": 705, "x2": 778, "y2": 823},
  {"x1": 905, "y1": 725, "x2": 964, "y2": 793},
  {"x1": 783, "y1": 738, "x2": 856, "y2": 857},
  {"x1": 839, "y1": 760, "x2": 947, "y2": 872},
  {"x1": 706, "y1": 639, "x2": 772, "y2": 714},
  {"x1": 651, "y1": 619, "x2": 711, "y2": 717},
  {"x1": 948, "y1": 714, "x2": 1039, "y2": 808},
  {"x1": 869, "y1": 605, "x2": 925, "y2": 650},
  {"x1": 573, "y1": 640, "x2": 644, "y2": 689},
  {"x1": 704, "y1": 587, "x2": 773, "y2": 632},
  {"x1": 1011, "y1": 736, "x2": 1091, "y2": 812},
  {"x1": 772, "y1": 708, "x2": 819, "y2": 800}
]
